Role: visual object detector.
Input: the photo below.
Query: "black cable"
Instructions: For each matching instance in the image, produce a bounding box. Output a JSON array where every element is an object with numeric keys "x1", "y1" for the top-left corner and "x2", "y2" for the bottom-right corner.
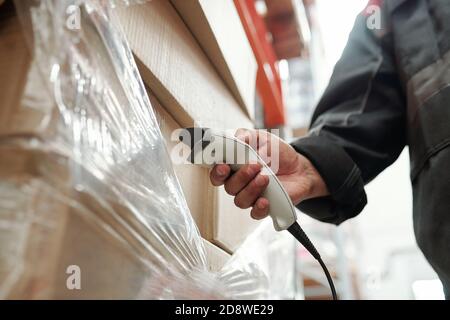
[
  {"x1": 287, "y1": 222, "x2": 338, "y2": 300},
  {"x1": 318, "y1": 256, "x2": 338, "y2": 300}
]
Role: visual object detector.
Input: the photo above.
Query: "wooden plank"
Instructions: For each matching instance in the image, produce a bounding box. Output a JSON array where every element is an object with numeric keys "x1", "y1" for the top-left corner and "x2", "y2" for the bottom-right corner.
[
  {"x1": 171, "y1": 0, "x2": 257, "y2": 119},
  {"x1": 114, "y1": 0, "x2": 253, "y2": 130},
  {"x1": 150, "y1": 93, "x2": 213, "y2": 238}
]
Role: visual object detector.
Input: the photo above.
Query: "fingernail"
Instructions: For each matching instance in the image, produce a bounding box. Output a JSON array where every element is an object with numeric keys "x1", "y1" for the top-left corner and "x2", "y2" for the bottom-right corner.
[
  {"x1": 255, "y1": 175, "x2": 268, "y2": 187},
  {"x1": 257, "y1": 201, "x2": 266, "y2": 210},
  {"x1": 237, "y1": 133, "x2": 248, "y2": 142},
  {"x1": 216, "y1": 166, "x2": 226, "y2": 176}
]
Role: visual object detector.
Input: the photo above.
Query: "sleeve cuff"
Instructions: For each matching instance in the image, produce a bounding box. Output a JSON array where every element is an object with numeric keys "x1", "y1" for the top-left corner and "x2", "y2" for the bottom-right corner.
[{"x1": 290, "y1": 135, "x2": 367, "y2": 225}]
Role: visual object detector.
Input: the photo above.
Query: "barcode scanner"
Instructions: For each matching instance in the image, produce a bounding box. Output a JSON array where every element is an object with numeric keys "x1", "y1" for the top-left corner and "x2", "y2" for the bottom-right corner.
[{"x1": 179, "y1": 128, "x2": 337, "y2": 300}]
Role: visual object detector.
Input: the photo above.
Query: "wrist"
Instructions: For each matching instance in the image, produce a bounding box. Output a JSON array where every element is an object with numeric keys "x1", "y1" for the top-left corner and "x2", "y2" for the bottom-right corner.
[{"x1": 292, "y1": 153, "x2": 329, "y2": 204}]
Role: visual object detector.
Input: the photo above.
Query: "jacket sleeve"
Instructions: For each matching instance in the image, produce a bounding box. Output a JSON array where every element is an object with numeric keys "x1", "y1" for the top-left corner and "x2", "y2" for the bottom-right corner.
[{"x1": 291, "y1": 5, "x2": 406, "y2": 225}]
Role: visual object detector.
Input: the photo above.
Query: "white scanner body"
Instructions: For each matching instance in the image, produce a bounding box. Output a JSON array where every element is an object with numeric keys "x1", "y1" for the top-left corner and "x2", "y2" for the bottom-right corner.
[{"x1": 180, "y1": 128, "x2": 297, "y2": 231}]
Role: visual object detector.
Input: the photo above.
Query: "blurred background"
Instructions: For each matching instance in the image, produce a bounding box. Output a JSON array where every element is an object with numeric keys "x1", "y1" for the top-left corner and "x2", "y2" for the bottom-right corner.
[{"x1": 245, "y1": 0, "x2": 444, "y2": 300}]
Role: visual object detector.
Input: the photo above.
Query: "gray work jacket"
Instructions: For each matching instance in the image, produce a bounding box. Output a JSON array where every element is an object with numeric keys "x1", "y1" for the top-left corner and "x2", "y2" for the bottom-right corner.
[{"x1": 292, "y1": 0, "x2": 450, "y2": 295}]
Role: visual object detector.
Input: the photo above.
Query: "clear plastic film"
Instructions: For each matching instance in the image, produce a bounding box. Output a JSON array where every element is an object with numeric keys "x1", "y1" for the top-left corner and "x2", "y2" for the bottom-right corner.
[
  {"x1": 218, "y1": 220, "x2": 297, "y2": 300},
  {"x1": 0, "y1": 0, "x2": 296, "y2": 299}
]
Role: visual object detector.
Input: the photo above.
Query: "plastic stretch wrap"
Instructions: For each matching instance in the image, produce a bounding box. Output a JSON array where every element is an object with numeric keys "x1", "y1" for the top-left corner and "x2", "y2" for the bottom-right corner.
[
  {"x1": 0, "y1": 0, "x2": 296, "y2": 299},
  {"x1": 219, "y1": 221, "x2": 297, "y2": 299}
]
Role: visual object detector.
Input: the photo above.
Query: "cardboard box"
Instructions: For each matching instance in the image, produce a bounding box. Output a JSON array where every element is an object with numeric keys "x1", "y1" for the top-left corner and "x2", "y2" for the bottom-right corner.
[
  {"x1": 152, "y1": 93, "x2": 259, "y2": 253},
  {"x1": 171, "y1": 0, "x2": 257, "y2": 119},
  {"x1": 114, "y1": 0, "x2": 253, "y2": 130},
  {"x1": 0, "y1": 6, "x2": 254, "y2": 300},
  {"x1": 0, "y1": 9, "x2": 207, "y2": 299},
  {"x1": 0, "y1": 142, "x2": 216, "y2": 299}
]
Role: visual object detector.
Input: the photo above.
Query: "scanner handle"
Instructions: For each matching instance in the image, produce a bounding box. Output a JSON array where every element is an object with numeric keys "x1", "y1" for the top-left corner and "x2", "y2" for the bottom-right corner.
[{"x1": 183, "y1": 128, "x2": 297, "y2": 231}]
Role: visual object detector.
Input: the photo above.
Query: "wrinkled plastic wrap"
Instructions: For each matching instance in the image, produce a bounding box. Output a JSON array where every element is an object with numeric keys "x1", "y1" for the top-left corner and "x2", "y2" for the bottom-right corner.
[
  {"x1": 0, "y1": 0, "x2": 296, "y2": 299},
  {"x1": 219, "y1": 221, "x2": 297, "y2": 299}
]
